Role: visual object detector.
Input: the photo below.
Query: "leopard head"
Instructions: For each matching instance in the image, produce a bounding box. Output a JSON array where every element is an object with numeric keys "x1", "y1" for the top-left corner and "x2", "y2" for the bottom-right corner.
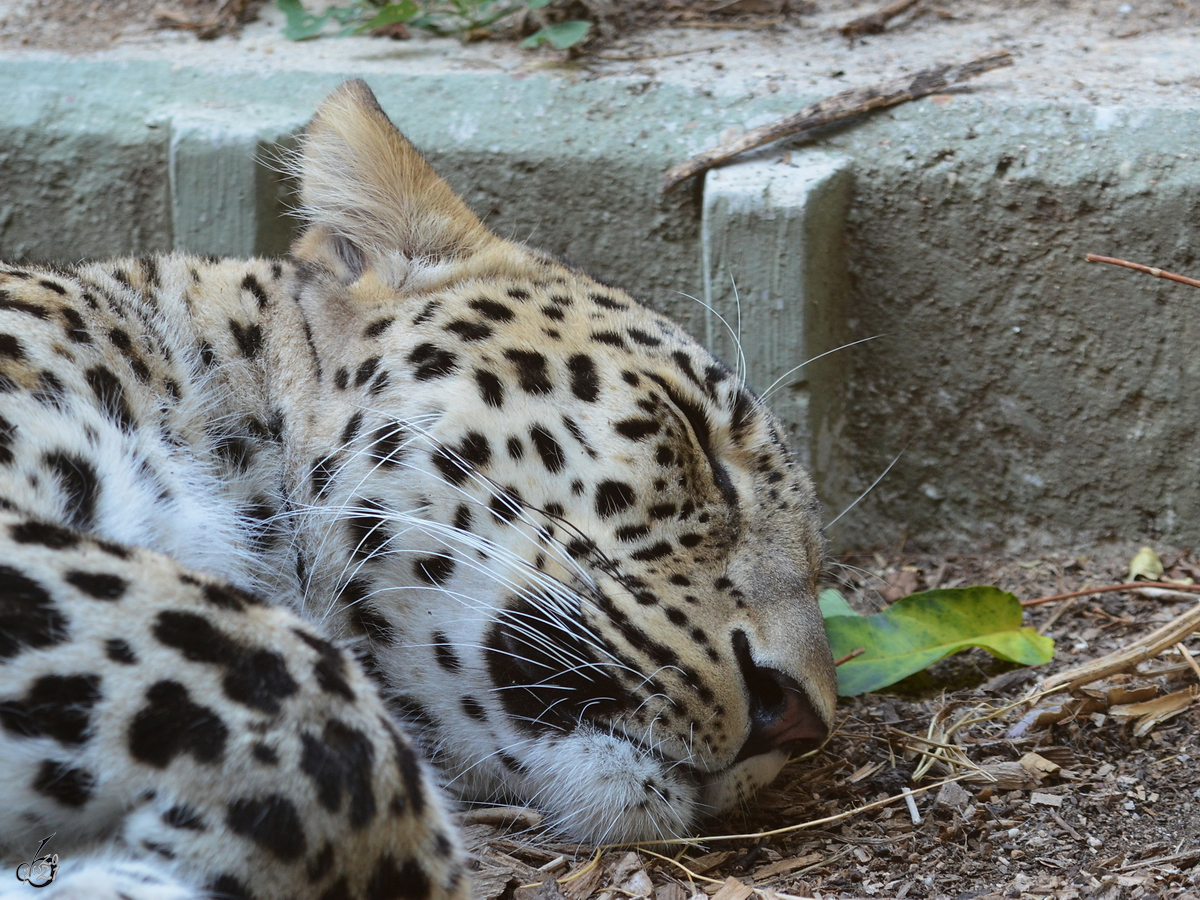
[{"x1": 283, "y1": 80, "x2": 837, "y2": 843}]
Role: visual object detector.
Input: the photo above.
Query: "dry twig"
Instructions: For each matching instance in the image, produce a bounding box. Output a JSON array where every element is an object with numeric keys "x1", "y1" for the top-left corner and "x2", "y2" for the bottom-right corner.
[
  {"x1": 1086, "y1": 254, "x2": 1200, "y2": 289},
  {"x1": 661, "y1": 49, "x2": 1013, "y2": 192},
  {"x1": 1039, "y1": 600, "x2": 1200, "y2": 694},
  {"x1": 1022, "y1": 580, "x2": 1200, "y2": 606},
  {"x1": 838, "y1": 0, "x2": 921, "y2": 36}
]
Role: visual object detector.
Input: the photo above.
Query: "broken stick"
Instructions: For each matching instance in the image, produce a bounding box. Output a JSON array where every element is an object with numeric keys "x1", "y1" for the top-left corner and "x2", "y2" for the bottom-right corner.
[
  {"x1": 661, "y1": 49, "x2": 1013, "y2": 193},
  {"x1": 1085, "y1": 253, "x2": 1200, "y2": 289},
  {"x1": 1039, "y1": 599, "x2": 1200, "y2": 694},
  {"x1": 838, "y1": 0, "x2": 921, "y2": 36}
]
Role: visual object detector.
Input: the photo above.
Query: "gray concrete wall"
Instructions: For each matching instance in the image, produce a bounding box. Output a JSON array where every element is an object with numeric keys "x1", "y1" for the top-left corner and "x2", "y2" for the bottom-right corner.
[{"x1": 0, "y1": 58, "x2": 1197, "y2": 552}]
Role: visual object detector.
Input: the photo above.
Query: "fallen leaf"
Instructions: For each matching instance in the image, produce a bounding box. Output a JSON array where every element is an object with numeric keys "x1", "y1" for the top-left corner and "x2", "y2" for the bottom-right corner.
[{"x1": 1128, "y1": 546, "x2": 1164, "y2": 581}]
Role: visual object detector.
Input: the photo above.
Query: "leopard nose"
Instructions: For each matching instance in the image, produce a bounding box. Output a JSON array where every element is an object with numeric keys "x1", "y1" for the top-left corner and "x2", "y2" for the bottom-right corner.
[{"x1": 733, "y1": 631, "x2": 831, "y2": 762}]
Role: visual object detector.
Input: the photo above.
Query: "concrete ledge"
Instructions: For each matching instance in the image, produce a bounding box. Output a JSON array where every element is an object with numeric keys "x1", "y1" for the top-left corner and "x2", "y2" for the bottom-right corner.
[{"x1": 1, "y1": 55, "x2": 1198, "y2": 551}]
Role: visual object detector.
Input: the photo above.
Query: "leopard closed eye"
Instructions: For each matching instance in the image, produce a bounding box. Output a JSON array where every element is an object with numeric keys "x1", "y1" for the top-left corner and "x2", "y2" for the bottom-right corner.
[{"x1": 0, "y1": 80, "x2": 837, "y2": 900}]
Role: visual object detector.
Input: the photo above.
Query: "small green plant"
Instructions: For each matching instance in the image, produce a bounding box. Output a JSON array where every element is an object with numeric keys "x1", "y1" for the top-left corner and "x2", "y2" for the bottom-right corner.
[{"x1": 277, "y1": 0, "x2": 591, "y2": 48}]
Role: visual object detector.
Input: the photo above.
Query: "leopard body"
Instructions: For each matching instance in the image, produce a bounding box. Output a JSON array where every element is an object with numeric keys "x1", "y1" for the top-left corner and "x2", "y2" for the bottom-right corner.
[{"x1": 0, "y1": 81, "x2": 836, "y2": 900}]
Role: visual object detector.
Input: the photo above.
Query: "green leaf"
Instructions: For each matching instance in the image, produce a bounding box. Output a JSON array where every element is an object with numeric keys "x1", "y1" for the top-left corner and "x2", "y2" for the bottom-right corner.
[
  {"x1": 357, "y1": 0, "x2": 419, "y2": 32},
  {"x1": 818, "y1": 588, "x2": 858, "y2": 619},
  {"x1": 525, "y1": 0, "x2": 553, "y2": 8},
  {"x1": 520, "y1": 18, "x2": 590, "y2": 48},
  {"x1": 278, "y1": 0, "x2": 332, "y2": 39},
  {"x1": 823, "y1": 586, "x2": 1056, "y2": 697}
]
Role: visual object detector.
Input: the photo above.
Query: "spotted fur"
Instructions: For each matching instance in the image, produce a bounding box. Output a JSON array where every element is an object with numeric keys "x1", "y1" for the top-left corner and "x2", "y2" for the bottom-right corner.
[{"x1": 0, "y1": 81, "x2": 837, "y2": 900}]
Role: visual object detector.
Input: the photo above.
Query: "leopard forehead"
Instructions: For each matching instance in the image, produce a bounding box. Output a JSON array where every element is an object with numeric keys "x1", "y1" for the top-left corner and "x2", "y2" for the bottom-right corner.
[{"x1": 310, "y1": 264, "x2": 823, "y2": 603}]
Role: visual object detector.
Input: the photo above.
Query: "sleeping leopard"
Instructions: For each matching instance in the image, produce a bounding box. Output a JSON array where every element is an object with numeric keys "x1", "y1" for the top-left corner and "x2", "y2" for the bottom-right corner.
[{"x1": 0, "y1": 80, "x2": 837, "y2": 900}]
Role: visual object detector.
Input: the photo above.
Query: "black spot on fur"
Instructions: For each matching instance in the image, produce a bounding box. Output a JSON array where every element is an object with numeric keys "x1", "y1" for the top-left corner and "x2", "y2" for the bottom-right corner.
[
  {"x1": 0, "y1": 673, "x2": 101, "y2": 745},
  {"x1": 0, "y1": 293, "x2": 49, "y2": 319},
  {"x1": 0, "y1": 414, "x2": 16, "y2": 465},
  {"x1": 470, "y1": 298, "x2": 515, "y2": 321},
  {"x1": 85, "y1": 366, "x2": 136, "y2": 431},
  {"x1": 300, "y1": 720, "x2": 377, "y2": 828},
  {"x1": 335, "y1": 367, "x2": 350, "y2": 390},
  {"x1": 446, "y1": 319, "x2": 493, "y2": 342},
  {"x1": 365, "y1": 855, "x2": 430, "y2": 900},
  {"x1": 164, "y1": 804, "x2": 206, "y2": 831},
  {"x1": 627, "y1": 328, "x2": 661, "y2": 346},
  {"x1": 614, "y1": 418, "x2": 660, "y2": 441},
  {"x1": 241, "y1": 274, "x2": 269, "y2": 309},
  {"x1": 452, "y1": 504, "x2": 473, "y2": 533},
  {"x1": 430, "y1": 432, "x2": 491, "y2": 487},
  {"x1": 208, "y1": 875, "x2": 255, "y2": 900},
  {"x1": 461, "y1": 696, "x2": 487, "y2": 721},
  {"x1": 529, "y1": 424, "x2": 565, "y2": 473},
  {"x1": 506, "y1": 437, "x2": 524, "y2": 460},
  {"x1": 595, "y1": 480, "x2": 636, "y2": 518},
  {"x1": 412, "y1": 300, "x2": 440, "y2": 326},
  {"x1": 0, "y1": 332, "x2": 26, "y2": 359},
  {"x1": 293, "y1": 630, "x2": 355, "y2": 701},
  {"x1": 311, "y1": 454, "x2": 336, "y2": 498},
  {"x1": 347, "y1": 498, "x2": 393, "y2": 562},
  {"x1": 630, "y1": 541, "x2": 673, "y2": 562},
  {"x1": 369, "y1": 422, "x2": 407, "y2": 468},
  {"x1": 33, "y1": 759, "x2": 95, "y2": 807},
  {"x1": 475, "y1": 369, "x2": 504, "y2": 408},
  {"x1": 355, "y1": 356, "x2": 381, "y2": 387},
  {"x1": 365, "y1": 317, "x2": 395, "y2": 338},
  {"x1": 9, "y1": 520, "x2": 79, "y2": 549},
  {"x1": 201, "y1": 582, "x2": 263, "y2": 611},
  {"x1": 43, "y1": 452, "x2": 100, "y2": 530},
  {"x1": 590, "y1": 292, "x2": 628, "y2": 310},
  {"x1": 33, "y1": 371, "x2": 66, "y2": 407},
  {"x1": 107, "y1": 328, "x2": 151, "y2": 383},
  {"x1": 226, "y1": 795, "x2": 306, "y2": 861},
  {"x1": 0, "y1": 564, "x2": 69, "y2": 659},
  {"x1": 615, "y1": 524, "x2": 651, "y2": 543},
  {"x1": 431, "y1": 632, "x2": 461, "y2": 672},
  {"x1": 340, "y1": 411, "x2": 364, "y2": 445},
  {"x1": 153, "y1": 611, "x2": 298, "y2": 714},
  {"x1": 504, "y1": 349, "x2": 553, "y2": 394},
  {"x1": 106, "y1": 638, "x2": 136, "y2": 664},
  {"x1": 229, "y1": 320, "x2": 263, "y2": 358},
  {"x1": 408, "y1": 343, "x2": 458, "y2": 381},
  {"x1": 345, "y1": 597, "x2": 395, "y2": 646},
  {"x1": 65, "y1": 569, "x2": 128, "y2": 601},
  {"x1": 59, "y1": 307, "x2": 92, "y2": 343},
  {"x1": 413, "y1": 555, "x2": 455, "y2": 586},
  {"x1": 541, "y1": 305, "x2": 565, "y2": 322},
  {"x1": 489, "y1": 487, "x2": 523, "y2": 523},
  {"x1": 253, "y1": 743, "x2": 279, "y2": 765},
  {"x1": 590, "y1": 331, "x2": 626, "y2": 349}
]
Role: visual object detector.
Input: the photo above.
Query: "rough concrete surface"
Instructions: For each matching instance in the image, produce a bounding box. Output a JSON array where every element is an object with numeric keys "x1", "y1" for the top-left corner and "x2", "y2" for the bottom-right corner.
[{"x1": 0, "y1": 0, "x2": 1197, "y2": 552}]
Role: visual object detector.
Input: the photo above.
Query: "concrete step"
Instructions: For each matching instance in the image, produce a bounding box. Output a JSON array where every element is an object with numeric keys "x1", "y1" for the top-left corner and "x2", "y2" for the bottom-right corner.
[{"x1": 0, "y1": 18, "x2": 1197, "y2": 551}]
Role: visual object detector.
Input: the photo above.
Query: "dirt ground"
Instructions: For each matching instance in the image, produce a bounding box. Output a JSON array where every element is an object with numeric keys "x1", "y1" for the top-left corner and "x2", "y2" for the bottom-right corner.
[{"x1": 0, "y1": 1, "x2": 1197, "y2": 898}]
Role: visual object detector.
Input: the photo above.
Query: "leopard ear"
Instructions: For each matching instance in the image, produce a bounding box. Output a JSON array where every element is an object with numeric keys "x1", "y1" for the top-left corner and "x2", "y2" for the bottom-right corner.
[{"x1": 291, "y1": 79, "x2": 494, "y2": 286}]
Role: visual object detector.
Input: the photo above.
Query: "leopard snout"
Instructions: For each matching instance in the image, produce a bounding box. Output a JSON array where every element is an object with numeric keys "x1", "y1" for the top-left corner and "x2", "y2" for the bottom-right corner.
[{"x1": 733, "y1": 630, "x2": 832, "y2": 763}]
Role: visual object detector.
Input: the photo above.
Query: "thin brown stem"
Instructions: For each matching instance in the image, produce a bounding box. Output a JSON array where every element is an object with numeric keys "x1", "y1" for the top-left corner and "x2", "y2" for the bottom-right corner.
[
  {"x1": 662, "y1": 50, "x2": 1013, "y2": 192},
  {"x1": 1021, "y1": 581, "x2": 1200, "y2": 607},
  {"x1": 1085, "y1": 254, "x2": 1200, "y2": 289}
]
